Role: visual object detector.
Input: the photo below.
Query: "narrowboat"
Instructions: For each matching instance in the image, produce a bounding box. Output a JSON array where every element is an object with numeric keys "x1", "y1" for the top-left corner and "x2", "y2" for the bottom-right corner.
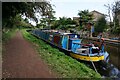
[{"x1": 30, "y1": 29, "x2": 109, "y2": 62}]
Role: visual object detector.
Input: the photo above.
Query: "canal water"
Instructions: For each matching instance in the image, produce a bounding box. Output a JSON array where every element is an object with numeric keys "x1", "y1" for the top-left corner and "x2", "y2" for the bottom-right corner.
[
  {"x1": 105, "y1": 44, "x2": 120, "y2": 70},
  {"x1": 82, "y1": 39, "x2": 120, "y2": 78}
]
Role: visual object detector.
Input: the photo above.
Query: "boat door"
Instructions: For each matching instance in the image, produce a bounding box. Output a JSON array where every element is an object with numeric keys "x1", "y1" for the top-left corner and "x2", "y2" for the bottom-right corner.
[{"x1": 62, "y1": 35, "x2": 68, "y2": 50}]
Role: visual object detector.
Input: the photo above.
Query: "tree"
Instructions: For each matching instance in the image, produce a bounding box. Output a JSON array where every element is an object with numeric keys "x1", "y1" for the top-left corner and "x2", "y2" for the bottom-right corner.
[
  {"x1": 94, "y1": 16, "x2": 107, "y2": 33},
  {"x1": 49, "y1": 17, "x2": 77, "y2": 30},
  {"x1": 24, "y1": 18, "x2": 29, "y2": 23},
  {"x1": 112, "y1": 1, "x2": 120, "y2": 35},
  {"x1": 78, "y1": 10, "x2": 93, "y2": 28},
  {"x1": 56, "y1": 17, "x2": 77, "y2": 30},
  {"x1": 77, "y1": 10, "x2": 93, "y2": 37},
  {"x1": 45, "y1": 10, "x2": 56, "y2": 29},
  {"x1": 104, "y1": 1, "x2": 120, "y2": 34},
  {"x1": 2, "y1": 1, "x2": 54, "y2": 28},
  {"x1": 40, "y1": 18, "x2": 46, "y2": 27},
  {"x1": 51, "y1": 20, "x2": 59, "y2": 29},
  {"x1": 104, "y1": 4, "x2": 113, "y2": 29}
]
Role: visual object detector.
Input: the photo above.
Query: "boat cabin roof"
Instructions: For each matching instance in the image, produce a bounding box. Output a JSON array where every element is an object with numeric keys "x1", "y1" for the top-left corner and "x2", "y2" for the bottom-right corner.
[{"x1": 36, "y1": 29, "x2": 80, "y2": 38}]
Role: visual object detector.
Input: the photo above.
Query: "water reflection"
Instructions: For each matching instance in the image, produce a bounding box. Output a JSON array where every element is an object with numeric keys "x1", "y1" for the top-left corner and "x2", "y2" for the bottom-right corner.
[
  {"x1": 96, "y1": 61, "x2": 119, "y2": 78},
  {"x1": 105, "y1": 44, "x2": 120, "y2": 70}
]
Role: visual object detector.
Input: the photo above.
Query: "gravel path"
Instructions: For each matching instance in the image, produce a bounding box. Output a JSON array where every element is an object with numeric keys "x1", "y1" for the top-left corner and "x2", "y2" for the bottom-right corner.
[{"x1": 2, "y1": 31, "x2": 55, "y2": 78}]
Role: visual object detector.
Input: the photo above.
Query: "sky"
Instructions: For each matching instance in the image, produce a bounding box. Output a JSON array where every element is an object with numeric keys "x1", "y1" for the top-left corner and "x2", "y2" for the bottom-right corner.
[{"x1": 51, "y1": 0, "x2": 116, "y2": 19}]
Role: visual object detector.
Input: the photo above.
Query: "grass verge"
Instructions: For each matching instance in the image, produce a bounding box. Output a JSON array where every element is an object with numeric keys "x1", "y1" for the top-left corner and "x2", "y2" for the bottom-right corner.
[{"x1": 22, "y1": 29, "x2": 101, "y2": 78}]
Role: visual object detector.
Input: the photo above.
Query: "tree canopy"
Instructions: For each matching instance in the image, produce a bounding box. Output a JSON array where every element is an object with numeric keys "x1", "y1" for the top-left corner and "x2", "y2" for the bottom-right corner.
[
  {"x1": 94, "y1": 16, "x2": 107, "y2": 33},
  {"x1": 2, "y1": 1, "x2": 54, "y2": 28},
  {"x1": 78, "y1": 10, "x2": 93, "y2": 27},
  {"x1": 52, "y1": 17, "x2": 77, "y2": 30}
]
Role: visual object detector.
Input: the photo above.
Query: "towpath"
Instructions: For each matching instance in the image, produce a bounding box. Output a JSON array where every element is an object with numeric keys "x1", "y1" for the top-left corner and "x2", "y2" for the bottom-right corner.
[{"x1": 2, "y1": 30, "x2": 55, "y2": 78}]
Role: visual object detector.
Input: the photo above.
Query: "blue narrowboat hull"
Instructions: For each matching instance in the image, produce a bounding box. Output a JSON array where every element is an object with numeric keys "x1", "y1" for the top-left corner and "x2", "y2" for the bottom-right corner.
[{"x1": 29, "y1": 29, "x2": 109, "y2": 62}]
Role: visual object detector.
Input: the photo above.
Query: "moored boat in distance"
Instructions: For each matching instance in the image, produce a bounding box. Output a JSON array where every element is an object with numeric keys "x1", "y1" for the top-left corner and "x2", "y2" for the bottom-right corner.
[{"x1": 30, "y1": 29, "x2": 109, "y2": 62}]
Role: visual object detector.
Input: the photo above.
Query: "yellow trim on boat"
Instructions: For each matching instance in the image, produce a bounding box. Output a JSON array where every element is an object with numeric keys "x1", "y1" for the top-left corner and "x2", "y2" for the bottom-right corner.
[{"x1": 70, "y1": 53, "x2": 104, "y2": 62}]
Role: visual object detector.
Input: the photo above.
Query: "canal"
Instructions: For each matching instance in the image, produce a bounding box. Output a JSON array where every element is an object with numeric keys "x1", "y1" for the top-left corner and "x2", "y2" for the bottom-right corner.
[
  {"x1": 105, "y1": 43, "x2": 120, "y2": 70},
  {"x1": 82, "y1": 39, "x2": 120, "y2": 78}
]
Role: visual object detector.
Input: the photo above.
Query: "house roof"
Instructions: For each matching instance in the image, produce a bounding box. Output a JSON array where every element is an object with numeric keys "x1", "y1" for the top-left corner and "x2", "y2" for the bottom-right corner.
[{"x1": 90, "y1": 10, "x2": 105, "y2": 16}]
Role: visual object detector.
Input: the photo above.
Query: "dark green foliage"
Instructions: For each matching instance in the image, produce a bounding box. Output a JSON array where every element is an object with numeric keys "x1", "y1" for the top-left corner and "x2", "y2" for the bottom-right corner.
[
  {"x1": 2, "y1": 2, "x2": 26, "y2": 19},
  {"x1": 24, "y1": 18, "x2": 29, "y2": 23},
  {"x1": 2, "y1": 1, "x2": 53, "y2": 28},
  {"x1": 2, "y1": 2, "x2": 53, "y2": 21},
  {"x1": 94, "y1": 16, "x2": 107, "y2": 33},
  {"x1": 114, "y1": 27, "x2": 120, "y2": 34},
  {"x1": 50, "y1": 20, "x2": 60, "y2": 29},
  {"x1": 38, "y1": 16, "x2": 56, "y2": 29},
  {"x1": 51, "y1": 17, "x2": 77, "y2": 30},
  {"x1": 78, "y1": 10, "x2": 93, "y2": 27}
]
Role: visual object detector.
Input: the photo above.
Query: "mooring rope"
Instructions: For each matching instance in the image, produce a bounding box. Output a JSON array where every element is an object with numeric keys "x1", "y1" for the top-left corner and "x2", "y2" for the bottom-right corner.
[{"x1": 87, "y1": 50, "x2": 98, "y2": 73}]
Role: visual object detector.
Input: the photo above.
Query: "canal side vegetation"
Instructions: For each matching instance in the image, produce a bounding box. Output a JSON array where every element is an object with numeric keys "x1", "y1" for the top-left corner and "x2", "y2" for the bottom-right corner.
[
  {"x1": 2, "y1": 1, "x2": 54, "y2": 43},
  {"x1": 22, "y1": 29, "x2": 101, "y2": 78},
  {"x1": 2, "y1": 28, "x2": 18, "y2": 55},
  {"x1": 2, "y1": 28, "x2": 17, "y2": 43}
]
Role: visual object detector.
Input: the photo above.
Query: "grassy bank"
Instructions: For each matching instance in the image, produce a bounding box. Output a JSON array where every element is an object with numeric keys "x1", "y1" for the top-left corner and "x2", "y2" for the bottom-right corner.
[{"x1": 22, "y1": 29, "x2": 101, "y2": 78}]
